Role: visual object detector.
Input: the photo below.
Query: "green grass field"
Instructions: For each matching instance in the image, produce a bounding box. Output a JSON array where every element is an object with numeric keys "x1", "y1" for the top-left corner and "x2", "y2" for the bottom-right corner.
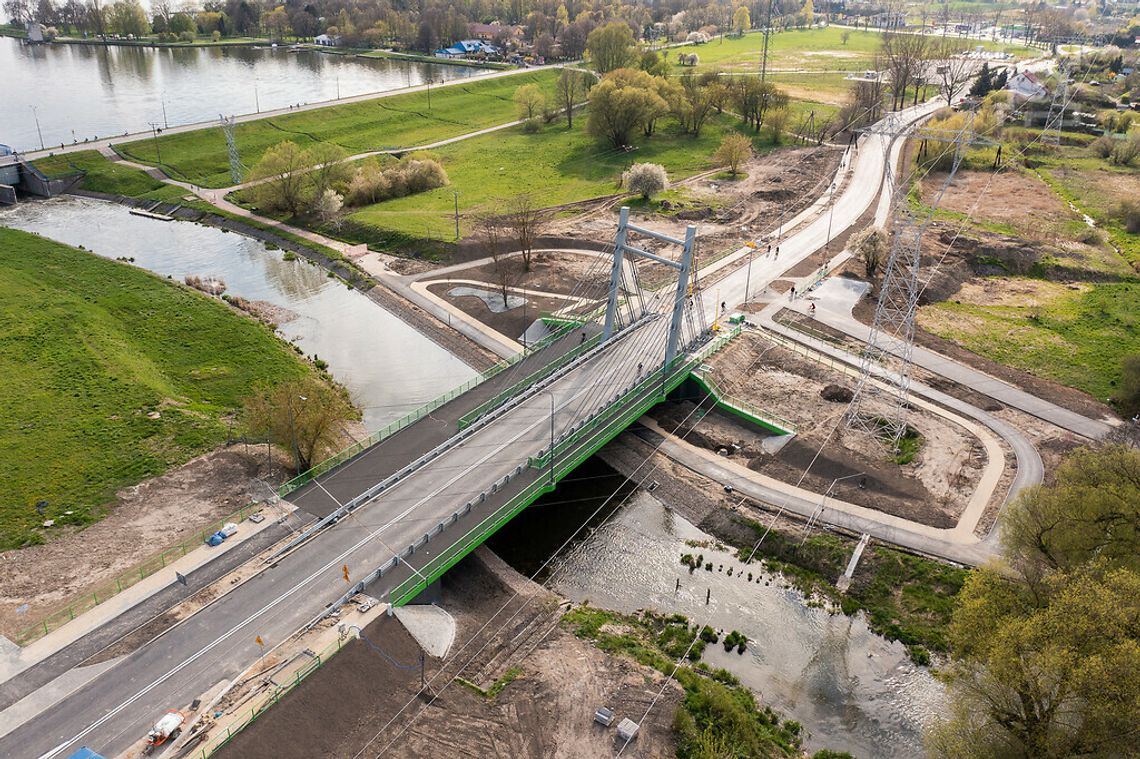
[
  {"x1": 0, "y1": 227, "x2": 312, "y2": 551},
  {"x1": 920, "y1": 280, "x2": 1140, "y2": 402},
  {"x1": 339, "y1": 105, "x2": 833, "y2": 244},
  {"x1": 116, "y1": 70, "x2": 560, "y2": 188},
  {"x1": 34, "y1": 151, "x2": 187, "y2": 202}
]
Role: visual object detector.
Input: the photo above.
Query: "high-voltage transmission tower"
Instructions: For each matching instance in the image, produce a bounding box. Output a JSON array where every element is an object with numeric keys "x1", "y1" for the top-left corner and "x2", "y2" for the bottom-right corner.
[
  {"x1": 1042, "y1": 58, "x2": 1070, "y2": 145},
  {"x1": 219, "y1": 114, "x2": 247, "y2": 185},
  {"x1": 844, "y1": 115, "x2": 997, "y2": 450}
]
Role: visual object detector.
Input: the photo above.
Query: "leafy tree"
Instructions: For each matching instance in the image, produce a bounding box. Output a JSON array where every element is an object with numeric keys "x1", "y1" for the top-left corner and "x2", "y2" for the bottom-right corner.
[
  {"x1": 638, "y1": 48, "x2": 670, "y2": 78},
  {"x1": 970, "y1": 62, "x2": 993, "y2": 97},
  {"x1": 248, "y1": 141, "x2": 311, "y2": 216},
  {"x1": 586, "y1": 21, "x2": 635, "y2": 73},
  {"x1": 168, "y1": 12, "x2": 193, "y2": 34},
  {"x1": 107, "y1": 0, "x2": 148, "y2": 36},
  {"x1": 840, "y1": 30, "x2": 851, "y2": 45},
  {"x1": 513, "y1": 83, "x2": 546, "y2": 122},
  {"x1": 264, "y1": 5, "x2": 289, "y2": 40},
  {"x1": 802, "y1": 0, "x2": 814, "y2": 26},
  {"x1": 853, "y1": 227, "x2": 887, "y2": 278},
  {"x1": 727, "y1": 77, "x2": 787, "y2": 132},
  {"x1": 554, "y1": 68, "x2": 589, "y2": 128},
  {"x1": 732, "y1": 4, "x2": 750, "y2": 35},
  {"x1": 714, "y1": 133, "x2": 752, "y2": 175},
  {"x1": 304, "y1": 142, "x2": 349, "y2": 204},
  {"x1": 623, "y1": 162, "x2": 667, "y2": 199},
  {"x1": 241, "y1": 375, "x2": 358, "y2": 473},
  {"x1": 586, "y1": 68, "x2": 669, "y2": 148}
]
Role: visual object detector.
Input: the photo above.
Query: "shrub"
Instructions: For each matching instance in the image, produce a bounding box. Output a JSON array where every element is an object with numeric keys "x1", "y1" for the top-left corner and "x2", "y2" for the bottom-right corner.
[
  {"x1": 1119, "y1": 354, "x2": 1140, "y2": 417},
  {"x1": 1091, "y1": 135, "x2": 1116, "y2": 158},
  {"x1": 622, "y1": 162, "x2": 668, "y2": 199},
  {"x1": 1110, "y1": 133, "x2": 1140, "y2": 166},
  {"x1": 1117, "y1": 200, "x2": 1140, "y2": 234},
  {"x1": 345, "y1": 158, "x2": 448, "y2": 207}
]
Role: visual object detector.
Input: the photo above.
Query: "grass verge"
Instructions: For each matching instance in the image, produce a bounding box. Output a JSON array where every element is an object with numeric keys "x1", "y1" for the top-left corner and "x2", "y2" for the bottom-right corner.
[
  {"x1": 0, "y1": 227, "x2": 314, "y2": 550},
  {"x1": 33, "y1": 151, "x2": 187, "y2": 202}
]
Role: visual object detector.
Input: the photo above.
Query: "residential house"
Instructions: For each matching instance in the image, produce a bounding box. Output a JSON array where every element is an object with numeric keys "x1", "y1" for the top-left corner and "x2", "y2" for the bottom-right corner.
[{"x1": 1006, "y1": 71, "x2": 1048, "y2": 102}]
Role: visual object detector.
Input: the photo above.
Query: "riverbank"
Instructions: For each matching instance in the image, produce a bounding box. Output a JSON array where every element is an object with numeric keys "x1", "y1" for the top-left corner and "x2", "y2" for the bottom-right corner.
[{"x1": 0, "y1": 226, "x2": 318, "y2": 552}]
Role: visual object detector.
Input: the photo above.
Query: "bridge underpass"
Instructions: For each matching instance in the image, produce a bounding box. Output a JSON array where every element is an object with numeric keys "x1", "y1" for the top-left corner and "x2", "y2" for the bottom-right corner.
[{"x1": 8, "y1": 212, "x2": 758, "y2": 759}]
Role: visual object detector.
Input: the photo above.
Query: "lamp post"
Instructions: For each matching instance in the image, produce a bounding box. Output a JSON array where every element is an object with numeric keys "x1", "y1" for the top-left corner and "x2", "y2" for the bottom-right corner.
[
  {"x1": 453, "y1": 190, "x2": 460, "y2": 240},
  {"x1": 148, "y1": 122, "x2": 163, "y2": 166},
  {"x1": 546, "y1": 392, "x2": 557, "y2": 488},
  {"x1": 30, "y1": 105, "x2": 45, "y2": 151},
  {"x1": 161, "y1": 92, "x2": 169, "y2": 129},
  {"x1": 742, "y1": 225, "x2": 754, "y2": 305},
  {"x1": 824, "y1": 181, "x2": 838, "y2": 255}
]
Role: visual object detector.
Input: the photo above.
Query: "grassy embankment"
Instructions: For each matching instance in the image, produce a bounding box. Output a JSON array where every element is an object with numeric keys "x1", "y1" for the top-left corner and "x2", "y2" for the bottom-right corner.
[
  {"x1": 333, "y1": 105, "x2": 833, "y2": 247},
  {"x1": 914, "y1": 133, "x2": 1140, "y2": 402},
  {"x1": 115, "y1": 70, "x2": 561, "y2": 188},
  {"x1": 34, "y1": 151, "x2": 187, "y2": 203},
  {"x1": 0, "y1": 227, "x2": 314, "y2": 551},
  {"x1": 718, "y1": 515, "x2": 966, "y2": 664},
  {"x1": 563, "y1": 605, "x2": 808, "y2": 758}
]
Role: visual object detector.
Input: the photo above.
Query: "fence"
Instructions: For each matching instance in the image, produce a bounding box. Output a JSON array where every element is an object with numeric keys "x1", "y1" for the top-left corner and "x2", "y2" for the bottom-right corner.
[
  {"x1": 687, "y1": 370, "x2": 797, "y2": 436},
  {"x1": 194, "y1": 633, "x2": 348, "y2": 758},
  {"x1": 13, "y1": 501, "x2": 261, "y2": 646},
  {"x1": 277, "y1": 321, "x2": 585, "y2": 498}
]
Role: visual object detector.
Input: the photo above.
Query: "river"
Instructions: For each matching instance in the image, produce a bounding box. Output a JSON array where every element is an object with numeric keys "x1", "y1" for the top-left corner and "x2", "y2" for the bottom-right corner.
[
  {"x1": 0, "y1": 36, "x2": 481, "y2": 151},
  {"x1": 489, "y1": 459, "x2": 945, "y2": 758},
  {"x1": 0, "y1": 197, "x2": 478, "y2": 431}
]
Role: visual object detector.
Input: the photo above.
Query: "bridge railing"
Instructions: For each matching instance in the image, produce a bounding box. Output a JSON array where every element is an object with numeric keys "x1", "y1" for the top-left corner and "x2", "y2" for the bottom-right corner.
[
  {"x1": 277, "y1": 320, "x2": 586, "y2": 497},
  {"x1": 688, "y1": 369, "x2": 797, "y2": 436},
  {"x1": 456, "y1": 332, "x2": 602, "y2": 431}
]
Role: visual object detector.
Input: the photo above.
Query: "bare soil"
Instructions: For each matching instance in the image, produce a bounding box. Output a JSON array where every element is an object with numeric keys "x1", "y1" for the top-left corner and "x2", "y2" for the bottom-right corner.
[
  {"x1": 215, "y1": 550, "x2": 679, "y2": 759},
  {"x1": 0, "y1": 447, "x2": 289, "y2": 638},
  {"x1": 675, "y1": 331, "x2": 989, "y2": 528},
  {"x1": 427, "y1": 281, "x2": 573, "y2": 342},
  {"x1": 927, "y1": 169, "x2": 1076, "y2": 237}
]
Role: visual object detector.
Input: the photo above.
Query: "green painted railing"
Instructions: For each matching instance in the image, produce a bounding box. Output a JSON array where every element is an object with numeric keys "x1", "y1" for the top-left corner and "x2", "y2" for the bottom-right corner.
[
  {"x1": 457, "y1": 332, "x2": 603, "y2": 431},
  {"x1": 197, "y1": 633, "x2": 348, "y2": 758},
  {"x1": 387, "y1": 328, "x2": 744, "y2": 608},
  {"x1": 687, "y1": 371, "x2": 796, "y2": 436},
  {"x1": 277, "y1": 322, "x2": 586, "y2": 497}
]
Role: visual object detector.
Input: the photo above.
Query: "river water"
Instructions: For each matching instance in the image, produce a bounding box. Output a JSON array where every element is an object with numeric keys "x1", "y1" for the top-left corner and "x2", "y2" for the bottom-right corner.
[
  {"x1": 0, "y1": 36, "x2": 480, "y2": 151},
  {"x1": 490, "y1": 459, "x2": 944, "y2": 758},
  {"x1": 0, "y1": 197, "x2": 477, "y2": 431}
]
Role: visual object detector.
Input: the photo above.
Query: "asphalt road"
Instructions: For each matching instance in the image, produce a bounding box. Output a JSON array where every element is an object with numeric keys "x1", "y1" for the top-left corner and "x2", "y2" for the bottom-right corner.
[{"x1": 3, "y1": 312, "x2": 697, "y2": 759}]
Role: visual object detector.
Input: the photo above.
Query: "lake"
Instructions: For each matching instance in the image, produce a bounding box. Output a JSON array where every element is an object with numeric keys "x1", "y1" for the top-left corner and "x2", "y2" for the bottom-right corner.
[{"x1": 0, "y1": 36, "x2": 481, "y2": 151}]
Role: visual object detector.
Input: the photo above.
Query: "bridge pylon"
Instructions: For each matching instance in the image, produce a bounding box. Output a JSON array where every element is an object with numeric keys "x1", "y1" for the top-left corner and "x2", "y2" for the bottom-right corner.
[{"x1": 603, "y1": 206, "x2": 697, "y2": 367}]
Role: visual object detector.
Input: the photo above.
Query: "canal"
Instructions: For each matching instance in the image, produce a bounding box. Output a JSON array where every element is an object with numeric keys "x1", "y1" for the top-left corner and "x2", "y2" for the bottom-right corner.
[
  {"x1": 0, "y1": 36, "x2": 482, "y2": 151},
  {"x1": 0, "y1": 196, "x2": 478, "y2": 430}
]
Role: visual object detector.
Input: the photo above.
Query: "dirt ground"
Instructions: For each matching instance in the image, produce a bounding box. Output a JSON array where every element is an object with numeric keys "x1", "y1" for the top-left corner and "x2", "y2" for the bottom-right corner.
[
  {"x1": 550, "y1": 145, "x2": 843, "y2": 259},
  {"x1": 0, "y1": 447, "x2": 289, "y2": 638},
  {"x1": 669, "y1": 331, "x2": 990, "y2": 528},
  {"x1": 216, "y1": 550, "x2": 680, "y2": 759},
  {"x1": 926, "y1": 169, "x2": 1077, "y2": 238}
]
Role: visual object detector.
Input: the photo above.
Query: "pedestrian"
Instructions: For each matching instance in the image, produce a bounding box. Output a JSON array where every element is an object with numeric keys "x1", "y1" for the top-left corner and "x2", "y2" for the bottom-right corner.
[
  {"x1": 721, "y1": 301, "x2": 727, "y2": 313},
  {"x1": 790, "y1": 285, "x2": 796, "y2": 300},
  {"x1": 809, "y1": 302, "x2": 816, "y2": 315},
  {"x1": 638, "y1": 361, "x2": 643, "y2": 374},
  {"x1": 580, "y1": 332, "x2": 586, "y2": 344},
  {"x1": 775, "y1": 246, "x2": 780, "y2": 259}
]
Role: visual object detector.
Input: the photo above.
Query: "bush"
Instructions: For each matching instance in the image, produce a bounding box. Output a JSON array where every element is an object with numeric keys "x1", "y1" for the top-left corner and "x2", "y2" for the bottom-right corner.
[
  {"x1": 1110, "y1": 133, "x2": 1140, "y2": 166},
  {"x1": 1119, "y1": 354, "x2": 1140, "y2": 417},
  {"x1": 622, "y1": 162, "x2": 667, "y2": 199},
  {"x1": 345, "y1": 158, "x2": 448, "y2": 207},
  {"x1": 1091, "y1": 135, "x2": 1116, "y2": 158},
  {"x1": 1117, "y1": 200, "x2": 1140, "y2": 234}
]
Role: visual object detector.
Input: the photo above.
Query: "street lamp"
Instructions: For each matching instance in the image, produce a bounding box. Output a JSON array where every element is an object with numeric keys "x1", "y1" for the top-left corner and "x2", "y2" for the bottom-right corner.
[
  {"x1": 30, "y1": 105, "x2": 45, "y2": 151},
  {"x1": 824, "y1": 181, "x2": 838, "y2": 255},
  {"x1": 148, "y1": 122, "x2": 163, "y2": 166},
  {"x1": 545, "y1": 391, "x2": 557, "y2": 488}
]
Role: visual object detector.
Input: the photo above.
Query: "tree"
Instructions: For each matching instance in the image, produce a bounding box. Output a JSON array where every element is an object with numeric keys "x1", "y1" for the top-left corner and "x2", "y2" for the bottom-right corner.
[
  {"x1": 513, "y1": 83, "x2": 546, "y2": 122},
  {"x1": 107, "y1": 0, "x2": 148, "y2": 36},
  {"x1": 714, "y1": 133, "x2": 752, "y2": 175},
  {"x1": 766, "y1": 105, "x2": 790, "y2": 143},
  {"x1": 586, "y1": 21, "x2": 635, "y2": 73},
  {"x1": 970, "y1": 62, "x2": 993, "y2": 97},
  {"x1": 504, "y1": 194, "x2": 550, "y2": 271},
  {"x1": 315, "y1": 188, "x2": 343, "y2": 227},
  {"x1": 934, "y1": 41, "x2": 974, "y2": 106},
  {"x1": 1119, "y1": 354, "x2": 1140, "y2": 418},
  {"x1": 586, "y1": 68, "x2": 669, "y2": 148},
  {"x1": 732, "y1": 4, "x2": 750, "y2": 35},
  {"x1": 728, "y1": 77, "x2": 787, "y2": 132},
  {"x1": 671, "y1": 74, "x2": 722, "y2": 136},
  {"x1": 555, "y1": 68, "x2": 589, "y2": 128},
  {"x1": 881, "y1": 32, "x2": 928, "y2": 110},
  {"x1": 477, "y1": 212, "x2": 523, "y2": 309},
  {"x1": 303, "y1": 143, "x2": 348, "y2": 204},
  {"x1": 264, "y1": 4, "x2": 289, "y2": 40},
  {"x1": 802, "y1": 0, "x2": 814, "y2": 27},
  {"x1": 623, "y1": 162, "x2": 667, "y2": 199},
  {"x1": 240, "y1": 375, "x2": 358, "y2": 473},
  {"x1": 248, "y1": 141, "x2": 311, "y2": 216},
  {"x1": 852, "y1": 227, "x2": 887, "y2": 278}
]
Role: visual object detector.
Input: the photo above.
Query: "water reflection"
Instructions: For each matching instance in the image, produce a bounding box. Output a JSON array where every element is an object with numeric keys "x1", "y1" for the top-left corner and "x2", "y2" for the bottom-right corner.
[
  {"x1": 0, "y1": 197, "x2": 477, "y2": 431},
  {"x1": 0, "y1": 37, "x2": 481, "y2": 150},
  {"x1": 498, "y1": 475, "x2": 944, "y2": 758}
]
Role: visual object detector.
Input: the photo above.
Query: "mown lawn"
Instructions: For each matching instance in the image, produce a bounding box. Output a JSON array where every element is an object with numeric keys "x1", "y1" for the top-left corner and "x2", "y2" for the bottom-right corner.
[
  {"x1": 0, "y1": 227, "x2": 312, "y2": 551},
  {"x1": 918, "y1": 280, "x2": 1140, "y2": 402},
  {"x1": 342, "y1": 105, "x2": 834, "y2": 244},
  {"x1": 115, "y1": 70, "x2": 560, "y2": 188},
  {"x1": 34, "y1": 151, "x2": 187, "y2": 202}
]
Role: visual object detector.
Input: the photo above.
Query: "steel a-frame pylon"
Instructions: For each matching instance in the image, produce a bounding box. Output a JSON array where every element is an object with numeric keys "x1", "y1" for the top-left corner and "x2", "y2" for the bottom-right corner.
[
  {"x1": 219, "y1": 114, "x2": 247, "y2": 185},
  {"x1": 845, "y1": 115, "x2": 996, "y2": 450},
  {"x1": 603, "y1": 206, "x2": 697, "y2": 368}
]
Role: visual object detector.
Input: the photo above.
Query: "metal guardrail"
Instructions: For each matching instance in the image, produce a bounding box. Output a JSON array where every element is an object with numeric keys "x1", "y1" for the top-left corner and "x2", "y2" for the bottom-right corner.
[
  {"x1": 276, "y1": 321, "x2": 584, "y2": 498},
  {"x1": 688, "y1": 369, "x2": 797, "y2": 436},
  {"x1": 457, "y1": 333, "x2": 602, "y2": 430},
  {"x1": 12, "y1": 501, "x2": 261, "y2": 646}
]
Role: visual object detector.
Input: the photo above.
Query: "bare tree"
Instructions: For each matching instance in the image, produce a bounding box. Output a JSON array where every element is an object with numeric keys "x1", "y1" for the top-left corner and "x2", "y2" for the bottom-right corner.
[
  {"x1": 933, "y1": 41, "x2": 975, "y2": 106},
  {"x1": 555, "y1": 69, "x2": 589, "y2": 128},
  {"x1": 881, "y1": 31, "x2": 928, "y2": 110},
  {"x1": 477, "y1": 212, "x2": 523, "y2": 309},
  {"x1": 505, "y1": 194, "x2": 551, "y2": 272}
]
